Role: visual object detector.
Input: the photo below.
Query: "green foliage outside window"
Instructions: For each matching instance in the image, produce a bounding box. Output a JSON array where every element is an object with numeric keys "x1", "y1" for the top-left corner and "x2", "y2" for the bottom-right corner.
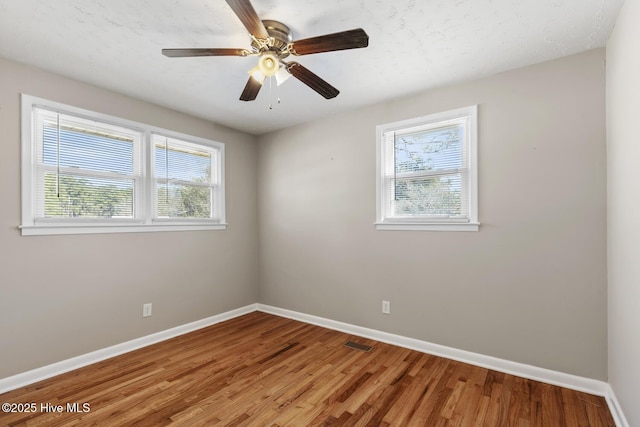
[
  {"x1": 44, "y1": 173, "x2": 133, "y2": 218},
  {"x1": 156, "y1": 184, "x2": 211, "y2": 219}
]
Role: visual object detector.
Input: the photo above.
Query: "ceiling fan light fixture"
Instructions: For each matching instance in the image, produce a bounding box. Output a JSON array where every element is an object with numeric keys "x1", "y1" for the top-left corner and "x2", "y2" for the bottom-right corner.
[
  {"x1": 275, "y1": 66, "x2": 291, "y2": 86},
  {"x1": 257, "y1": 53, "x2": 279, "y2": 76},
  {"x1": 249, "y1": 65, "x2": 266, "y2": 83}
]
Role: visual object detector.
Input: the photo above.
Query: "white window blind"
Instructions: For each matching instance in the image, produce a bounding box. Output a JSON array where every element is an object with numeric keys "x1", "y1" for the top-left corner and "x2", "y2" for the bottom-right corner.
[{"x1": 376, "y1": 106, "x2": 478, "y2": 231}]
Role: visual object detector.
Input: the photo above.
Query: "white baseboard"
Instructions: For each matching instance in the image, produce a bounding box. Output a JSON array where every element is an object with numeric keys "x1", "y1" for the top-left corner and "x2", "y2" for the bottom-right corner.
[
  {"x1": 257, "y1": 305, "x2": 611, "y2": 394},
  {"x1": 0, "y1": 304, "x2": 257, "y2": 395},
  {"x1": 0, "y1": 303, "x2": 628, "y2": 427},
  {"x1": 605, "y1": 386, "x2": 630, "y2": 427}
]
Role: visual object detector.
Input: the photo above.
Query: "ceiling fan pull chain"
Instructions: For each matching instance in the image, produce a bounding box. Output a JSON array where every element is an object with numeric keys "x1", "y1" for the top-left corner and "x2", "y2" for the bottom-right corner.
[{"x1": 269, "y1": 76, "x2": 282, "y2": 107}]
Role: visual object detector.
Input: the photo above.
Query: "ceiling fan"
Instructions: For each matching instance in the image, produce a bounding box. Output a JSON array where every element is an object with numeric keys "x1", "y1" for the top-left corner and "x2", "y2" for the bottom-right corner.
[{"x1": 162, "y1": 0, "x2": 369, "y2": 101}]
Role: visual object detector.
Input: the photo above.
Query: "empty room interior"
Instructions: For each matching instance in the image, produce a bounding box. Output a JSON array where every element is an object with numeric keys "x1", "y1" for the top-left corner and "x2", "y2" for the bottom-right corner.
[{"x1": 0, "y1": 0, "x2": 638, "y2": 425}]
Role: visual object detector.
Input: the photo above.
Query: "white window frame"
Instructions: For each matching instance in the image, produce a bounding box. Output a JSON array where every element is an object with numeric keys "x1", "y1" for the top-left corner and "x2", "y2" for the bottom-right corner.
[
  {"x1": 375, "y1": 105, "x2": 479, "y2": 231},
  {"x1": 20, "y1": 94, "x2": 226, "y2": 236}
]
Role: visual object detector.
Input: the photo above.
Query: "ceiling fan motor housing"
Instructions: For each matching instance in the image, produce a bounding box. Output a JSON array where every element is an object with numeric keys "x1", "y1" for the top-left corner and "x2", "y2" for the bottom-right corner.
[{"x1": 252, "y1": 19, "x2": 293, "y2": 57}]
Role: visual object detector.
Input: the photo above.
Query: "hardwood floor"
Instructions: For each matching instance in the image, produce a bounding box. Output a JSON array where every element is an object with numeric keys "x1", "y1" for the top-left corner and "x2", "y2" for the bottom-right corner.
[{"x1": 0, "y1": 312, "x2": 614, "y2": 426}]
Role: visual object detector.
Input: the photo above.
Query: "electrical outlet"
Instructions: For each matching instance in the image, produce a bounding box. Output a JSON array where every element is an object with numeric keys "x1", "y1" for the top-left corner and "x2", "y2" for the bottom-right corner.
[
  {"x1": 382, "y1": 300, "x2": 390, "y2": 315},
  {"x1": 143, "y1": 303, "x2": 152, "y2": 317}
]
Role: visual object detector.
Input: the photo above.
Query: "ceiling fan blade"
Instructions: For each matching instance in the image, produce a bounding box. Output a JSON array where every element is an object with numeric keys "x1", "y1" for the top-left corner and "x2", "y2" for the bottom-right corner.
[
  {"x1": 286, "y1": 62, "x2": 339, "y2": 99},
  {"x1": 240, "y1": 76, "x2": 262, "y2": 101},
  {"x1": 225, "y1": 0, "x2": 269, "y2": 39},
  {"x1": 162, "y1": 48, "x2": 251, "y2": 58},
  {"x1": 289, "y1": 28, "x2": 369, "y2": 56}
]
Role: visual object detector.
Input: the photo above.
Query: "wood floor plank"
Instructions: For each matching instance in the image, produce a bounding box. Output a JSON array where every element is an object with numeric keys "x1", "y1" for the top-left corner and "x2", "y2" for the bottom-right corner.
[
  {"x1": 459, "y1": 384, "x2": 484, "y2": 427},
  {"x1": 0, "y1": 312, "x2": 615, "y2": 426},
  {"x1": 407, "y1": 358, "x2": 458, "y2": 423}
]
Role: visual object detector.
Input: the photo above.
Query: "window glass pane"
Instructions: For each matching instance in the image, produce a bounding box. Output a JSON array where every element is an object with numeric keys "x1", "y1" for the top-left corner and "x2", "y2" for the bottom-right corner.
[
  {"x1": 154, "y1": 138, "x2": 212, "y2": 184},
  {"x1": 156, "y1": 183, "x2": 211, "y2": 218},
  {"x1": 41, "y1": 114, "x2": 135, "y2": 175},
  {"x1": 42, "y1": 173, "x2": 134, "y2": 218},
  {"x1": 153, "y1": 135, "x2": 216, "y2": 220},
  {"x1": 392, "y1": 174, "x2": 462, "y2": 217},
  {"x1": 395, "y1": 125, "x2": 463, "y2": 174}
]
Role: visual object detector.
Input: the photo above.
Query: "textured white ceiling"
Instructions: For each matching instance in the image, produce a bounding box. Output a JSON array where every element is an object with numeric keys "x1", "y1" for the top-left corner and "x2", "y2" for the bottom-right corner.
[{"x1": 0, "y1": 0, "x2": 624, "y2": 135}]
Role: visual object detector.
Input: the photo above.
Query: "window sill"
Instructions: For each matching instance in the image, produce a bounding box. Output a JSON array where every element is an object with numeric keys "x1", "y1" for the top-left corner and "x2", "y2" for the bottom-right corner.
[
  {"x1": 19, "y1": 223, "x2": 228, "y2": 236},
  {"x1": 375, "y1": 222, "x2": 479, "y2": 232}
]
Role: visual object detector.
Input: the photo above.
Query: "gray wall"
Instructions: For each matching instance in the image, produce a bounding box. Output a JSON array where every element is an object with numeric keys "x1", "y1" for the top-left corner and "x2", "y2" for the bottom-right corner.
[
  {"x1": 0, "y1": 58, "x2": 259, "y2": 378},
  {"x1": 607, "y1": 0, "x2": 640, "y2": 424},
  {"x1": 258, "y1": 49, "x2": 608, "y2": 380},
  {"x1": 1, "y1": 48, "x2": 611, "y2": 384}
]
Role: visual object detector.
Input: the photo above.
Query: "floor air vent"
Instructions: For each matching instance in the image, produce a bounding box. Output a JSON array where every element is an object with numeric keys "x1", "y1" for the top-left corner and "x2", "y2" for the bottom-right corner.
[{"x1": 344, "y1": 341, "x2": 373, "y2": 352}]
